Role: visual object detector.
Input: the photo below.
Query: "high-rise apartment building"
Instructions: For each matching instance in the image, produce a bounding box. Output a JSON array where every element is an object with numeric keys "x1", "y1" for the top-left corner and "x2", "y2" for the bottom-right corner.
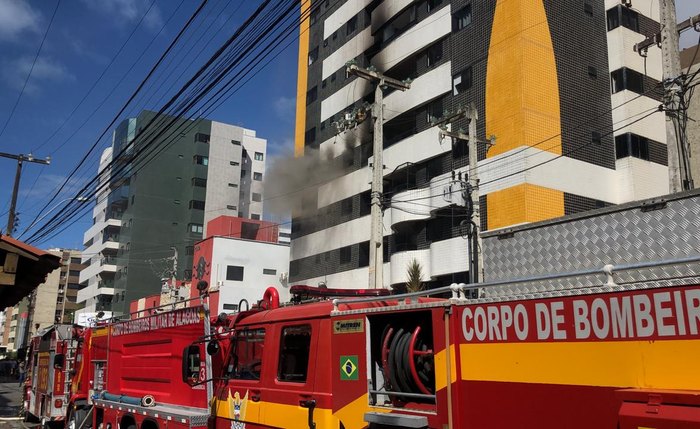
[
  {"x1": 78, "y1": 111, "x2": 267, "y2": 315},
  {"x1": 290, "y1": 0, "x2": 668, "y2": 289}
]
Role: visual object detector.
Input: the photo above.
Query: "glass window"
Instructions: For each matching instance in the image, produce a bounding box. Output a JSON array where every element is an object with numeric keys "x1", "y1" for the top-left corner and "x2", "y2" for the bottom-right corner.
[
  {"x1": 253, "y1": 172, "x2": 263, "y2": 181},
  {"x1": 427, "y1": 0, "x2": 442, "y2": 12},
  {"x1": 380, "y1": 5, "x2": 416, "y2": 45},
  {"x1": 227, "y1": 265, "x2": 244, "y2": 281},
  {"x1": 189, "y1": 223, "x2": 204, "y2": 234},
  {"x1": 229, "y1": 328, "x2": 265, "y2": 380},
  {"x1": 307, "y1": 86, "x2": 318, "y2": 105},
  {"x1": 610, "y1": 67, "x2": 643, "y2": 94},
  {"x1": 426, "y1": 97, "x2": 443, "y2": 125},
  {"x1": 254, "y1": 152, "x2": 264, "y2": 161},
  {"x1": 607, "y1": 5, "x2": 639, "y2": 32},
  {"x1": 189, "y1": 200, "x2": 205, "y2": 210},
  {"x1": 252, "y1": 193, "x2": 262, "y2": 202},
  {"x1": 427, "y1": 42, "x2": 442, "y2": 67},
  {"x1": 453, "y1": 67, "x2": 473, "y2": 95},
  {"x1": 192, "y1": 177, "x2": 207, "y2": 187},
  {"x1": 263, "y1": 268, "x2": 277, "y2": 275},
  {"x1": 453, "y1": 4, "x2": 472, "y2": 31},
  {"x1": 251, "y1": 213, "x2": 261, "y2": 220},
  {"x1": 615, "y1": 133, "x2": 650, "y2": 160},
  {"x1": 194, "y1": 133, "x2": 210, "y2": 143},
  {"x1": 230, "y1": 161, "x2": 240, "y2": 166},
  {"x1": 232, "y1": 140, "x2": 241, "y2": 146},
  {"x1": 305, "y1": 127, "x2": 316, "y2": 145},
  {"x1": 346, "y1": 15, "x2": 357, "y2": 35},
  {"x1": 308, "y1": 46, "x2": 319, "y2": 66},
  {"x1": 193, "y1": 155, "x2": 209, "y2": 166},
  {"x1": 277, "y1": 325, "x2": 312, "y2": 382}
]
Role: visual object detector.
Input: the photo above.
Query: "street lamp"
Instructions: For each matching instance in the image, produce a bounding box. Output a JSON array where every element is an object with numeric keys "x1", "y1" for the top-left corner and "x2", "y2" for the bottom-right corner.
[{"x1": 19, "y1": 196, "x2": 89, "y2": 238}]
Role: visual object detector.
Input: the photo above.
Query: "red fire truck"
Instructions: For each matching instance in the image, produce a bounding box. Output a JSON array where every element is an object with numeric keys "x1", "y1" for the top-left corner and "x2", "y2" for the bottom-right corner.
[
  {"x1": 185, "y1": 268, "x2": 700, "y2": 428},
  {"x1": 25, "y1": 325, "x2": 74, "y2": 427},
  {"x1": 26, "y1": 259, "x2": 700, "y2": 429}
]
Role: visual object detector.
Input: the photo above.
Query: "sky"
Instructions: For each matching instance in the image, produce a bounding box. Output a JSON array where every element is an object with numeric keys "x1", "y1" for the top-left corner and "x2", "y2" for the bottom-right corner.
[{"x1": 0, "y1": 0, "x2": 698, "y2": 250}]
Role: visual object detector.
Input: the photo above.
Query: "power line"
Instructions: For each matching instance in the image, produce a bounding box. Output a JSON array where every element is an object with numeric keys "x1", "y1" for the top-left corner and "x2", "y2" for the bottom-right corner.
[{"x1": 24, "y1": 0, "x2": 334, "y2": 244}]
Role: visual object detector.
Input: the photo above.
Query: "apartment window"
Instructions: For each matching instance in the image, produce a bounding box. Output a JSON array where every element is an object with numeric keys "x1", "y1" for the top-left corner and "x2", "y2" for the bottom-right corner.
[
  {"x1": 251, "y1": 213, "x2": 261, "y2": 220},
  {"x1": 252, "y1": 193, "x2": 262, "y2": 202},
  {"x1": 346, "y1": 15, "x2": 357, "y2": 35},
  {"x1": 307, "y1": 86, "x2": 318, "y2": 105},
  {"x1": 610, "y1": 67, "x2": 644, "y2": 94},
  {"x1": 453, "y1": 67, "x2": 473, "y2": 95},
  {"x1": 192, "y1": 177, "x2": 207, "y2": 187},
  {"x1": 453, "y1": 4, "x2": 472, "y2": 31},
  {"x1": 305, "y1": 127, "x2": 316, "y2": 146},
  {"x1": 592, "y1": 131, "x2": 602, "y2": 145},
  {"x1": 232, "y1": 139, "x2": 241, "y2": 145},
  {"x1": 227, "y1": 205, "x2": 237, "y2": 210},
  {"x1": 427, "y1": 0, "x2": 443, "y2": 12},
  {"x1": 253, "y1": 172, "x2": 263, "y2": 181},
  {"x1": 615, "y1": 133, "x2": 650, "y2": 160},
  {"x1": 189, "y1": 223, "x2": 204, "y2": 234},
  {"x1": 584, "y1": 2, "x2": 594, "y2": 17},
  {"x1": 193, "y1": 155, "x2": 209, "y2": 165},
  {"x1": 229, "y1": 183, "x2": 238, "y2": 188},
  {"x1": 189, "y1": 200, "x2": 205, "y2": 210},
  {"x1": 426, "y1": 42, "x2": 442, "y2": 67},
  {"x1": 380, "y1": 5, "x2": 416, "y2": 45},
  {"x1": 263, "y1": 268, "x2": 277, "y2": 275},
  {"x1": 223, "y1": 304, "x2": 238, "y2": 311},
  {"x1": 340, "y1": 246, "x2": 352, "y2": 263},
  {"x1": 426, "y1": 97, "x2": 443, "y2": 124},
  {"x1": 228, "y1": 161, "x2": 239, "y2": 167},
  {"x1": 308, "y1": 46, "x2": 319, "y2": 65},
  {"x1": 588, "y1": 66, "x2": 598, "y2": 79},
  {"x1": 607, "y1": 5, "x2": 639, "y2": 32},
  {"x1": 277, "y1": 325, "x2": 312, "y2": 382},
  {"x1": 226, "y1": 265, "x2": 244, "y2": 281},
  {"x1": 254, "y1": 152, "x2": 264, "y2": 161},
  {"x1": 194, "y1": 133, "x2": 210, "y2": 143}
]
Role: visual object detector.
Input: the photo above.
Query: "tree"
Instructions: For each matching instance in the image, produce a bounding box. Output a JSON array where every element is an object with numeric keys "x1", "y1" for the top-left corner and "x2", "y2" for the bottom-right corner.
[{"x1": 405, "y1": 259, "x2": 424, "y2": 293}]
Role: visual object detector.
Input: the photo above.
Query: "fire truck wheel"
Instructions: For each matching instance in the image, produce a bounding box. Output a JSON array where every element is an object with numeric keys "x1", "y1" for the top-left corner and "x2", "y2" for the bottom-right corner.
[{"x1": 68, "y1": 408, "x2": 89, "y2": 429}]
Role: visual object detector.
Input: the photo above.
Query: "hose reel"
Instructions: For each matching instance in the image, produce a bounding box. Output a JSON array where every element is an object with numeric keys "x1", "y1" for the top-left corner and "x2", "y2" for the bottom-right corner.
[{"x1": 380, "y1": 324, "x2": 434, "y2": 404}]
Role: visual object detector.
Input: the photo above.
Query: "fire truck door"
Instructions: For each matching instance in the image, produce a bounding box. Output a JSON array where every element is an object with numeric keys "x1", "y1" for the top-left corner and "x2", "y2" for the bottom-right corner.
[
  {"x1": 221, "y1": 327, "x2": 265, "y2": 426},
  {"x1": 260, "y1": 323, "x2": 318, "y2": 429}
]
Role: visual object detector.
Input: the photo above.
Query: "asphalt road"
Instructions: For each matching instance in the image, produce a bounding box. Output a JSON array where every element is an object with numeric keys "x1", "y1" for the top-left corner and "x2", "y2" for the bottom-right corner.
[{"x1": 0, "y1": 381, "x2": 34, "y2": 429}]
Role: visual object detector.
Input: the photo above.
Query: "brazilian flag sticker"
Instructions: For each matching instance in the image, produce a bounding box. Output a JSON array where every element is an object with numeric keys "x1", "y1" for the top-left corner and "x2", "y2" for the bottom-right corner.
[{"x1": 340, "y1": 355, "x2": 358, "y2": 381}]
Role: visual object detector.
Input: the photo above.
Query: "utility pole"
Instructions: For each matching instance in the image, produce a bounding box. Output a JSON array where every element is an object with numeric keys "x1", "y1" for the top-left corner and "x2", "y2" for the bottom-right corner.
[
  {"x1": 634, "y1": 4, "x2": 698, "y2": 192},
  {"x1": 345, "y1": 63, "x2": 410, "y2": 289},
  {"x1": 433, "y1": 104, "x2": 494, "y2": 284},
  {"x1": 0, "y1": 152, "x2": 51, "y2": 236}
]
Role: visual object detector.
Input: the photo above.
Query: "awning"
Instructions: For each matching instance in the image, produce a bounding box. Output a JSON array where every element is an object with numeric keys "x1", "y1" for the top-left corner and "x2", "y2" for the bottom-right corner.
[{"x1": 0, "y1": 235, "x2": 61, "y2": 309}]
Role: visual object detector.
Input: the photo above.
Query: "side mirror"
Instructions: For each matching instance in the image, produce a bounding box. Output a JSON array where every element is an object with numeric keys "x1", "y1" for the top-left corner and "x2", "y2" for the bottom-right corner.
[
  {"x1": 182, "y1": 345, "x2": 201, "y2": 385},
  {"x1": 207, "y1": 340, "x2": 220, "y2": 356},
  {"x1": 54, "y1": 354, "x2": 65, "y2": 370}
]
